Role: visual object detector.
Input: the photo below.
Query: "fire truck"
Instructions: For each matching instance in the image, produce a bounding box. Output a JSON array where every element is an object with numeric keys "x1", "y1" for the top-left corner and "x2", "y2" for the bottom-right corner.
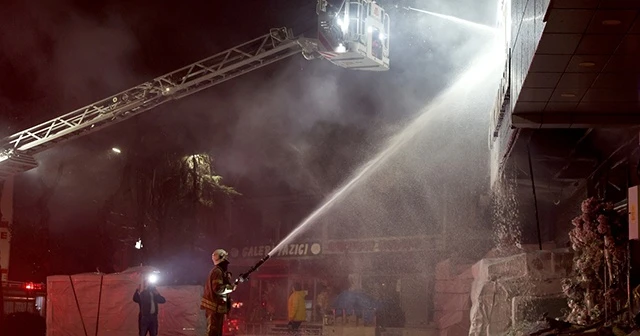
[
  {"x1": 0, "y1": 0, "x2": 391, "y2": 321},
  {"x1": 1, "y1": 281, "x2": 46, "y2": 316}
]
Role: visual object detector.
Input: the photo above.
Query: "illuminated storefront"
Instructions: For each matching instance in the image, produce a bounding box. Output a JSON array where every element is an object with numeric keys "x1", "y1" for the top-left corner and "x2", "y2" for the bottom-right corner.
[
  {"x1": 224, "y1": 194, "x2": 446, "y2": 331},
  {"x1": 229, "y1": 235, "x2": 443, "y2": 330}
]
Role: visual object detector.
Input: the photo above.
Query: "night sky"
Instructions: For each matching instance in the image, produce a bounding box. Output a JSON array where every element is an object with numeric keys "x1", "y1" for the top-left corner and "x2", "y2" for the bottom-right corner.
[{"x1": 1, "y1": 0, "x2": 500, "y2": 281}]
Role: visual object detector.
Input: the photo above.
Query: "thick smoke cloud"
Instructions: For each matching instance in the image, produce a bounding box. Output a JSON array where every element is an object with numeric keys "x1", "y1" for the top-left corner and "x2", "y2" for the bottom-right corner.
[
  {"x1": 207, "y1": 0, "x2": 502, "y2": 195},
  {"x1": 0, "y1": 0, "x2": 141, "y2": 237},
  {"x1": 5, "y1": 0, "x2": 502, "y2": 276},
  {"x1": 0, "y1": 0, "x2": 139, "y2": 134}
]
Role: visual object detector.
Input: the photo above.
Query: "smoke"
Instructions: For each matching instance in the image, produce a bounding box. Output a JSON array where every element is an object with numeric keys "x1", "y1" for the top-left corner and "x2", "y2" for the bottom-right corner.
[
  {"x1": 6, "y1": 0, "x2": 499, "y2": 194},
  {"x1": 278, "y1": 0, "x2": 507, "y2": 269},
  {"x1": 50, "y1": 14, "x2": 138, "y2": 108},
  {"x1": 203, "y1": 0, "x2": 504, "y2": 197},
  {"x1": 0, "y1": 1, "x2": 139, "y2": 131},
  {"x1": 1, "y1": 0, "x2": 144, "y2": 233},
  {"x1": 6, "y1": 0, "x2": 505, "y2": 277}
]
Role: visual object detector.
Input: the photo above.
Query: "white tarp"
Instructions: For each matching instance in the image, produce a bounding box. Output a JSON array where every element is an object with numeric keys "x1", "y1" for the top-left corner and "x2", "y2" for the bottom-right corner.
[{"x1": 46, "y1": 266, "x2": 206, "y2": 336}]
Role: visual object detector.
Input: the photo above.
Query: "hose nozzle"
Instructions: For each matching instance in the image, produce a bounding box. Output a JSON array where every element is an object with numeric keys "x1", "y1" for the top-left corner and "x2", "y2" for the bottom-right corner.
[{"x1": 235, "y1": 254, "x2": 271, "y2": 284}]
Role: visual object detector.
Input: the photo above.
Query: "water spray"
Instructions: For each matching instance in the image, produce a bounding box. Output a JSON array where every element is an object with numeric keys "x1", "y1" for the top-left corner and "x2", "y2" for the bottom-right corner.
[
  {"x1": 402, "y1": 6, "x2": 497, "y2": 33},
  {"x1": 231, "y1": 4, "x2": 506, "y2": 284},
  {"x1": 234, "y1": 254, "x2": 270, "y2": 284},
  {"x1": 266, "y1": 31, "x2": 505, "y2": 259}
]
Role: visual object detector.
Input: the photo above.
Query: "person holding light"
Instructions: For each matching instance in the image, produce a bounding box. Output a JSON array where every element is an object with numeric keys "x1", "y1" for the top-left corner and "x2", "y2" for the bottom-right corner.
[{"x1": 133, "y1": 274, "x2": 166, "y2": 336}]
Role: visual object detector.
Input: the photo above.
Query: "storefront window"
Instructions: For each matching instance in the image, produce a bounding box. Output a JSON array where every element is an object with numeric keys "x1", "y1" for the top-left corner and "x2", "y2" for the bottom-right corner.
[
  {"x1": 246, "y1": 275, "x2": 322, "y2": 323},
  {"x1": 362, "y1": 275, "x2": 405, "y2": 328}
]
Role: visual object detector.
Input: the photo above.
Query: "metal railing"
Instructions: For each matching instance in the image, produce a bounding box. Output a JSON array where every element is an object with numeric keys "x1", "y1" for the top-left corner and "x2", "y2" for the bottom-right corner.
[{"x1": 237, "y1": 309, "x2": 378, "y2": 335}]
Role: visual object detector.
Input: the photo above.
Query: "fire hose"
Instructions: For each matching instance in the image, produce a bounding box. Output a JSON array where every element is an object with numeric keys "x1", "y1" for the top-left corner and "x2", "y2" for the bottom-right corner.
[{"x1": 234, "y1": 254, "x2": 271, "y2": 285}]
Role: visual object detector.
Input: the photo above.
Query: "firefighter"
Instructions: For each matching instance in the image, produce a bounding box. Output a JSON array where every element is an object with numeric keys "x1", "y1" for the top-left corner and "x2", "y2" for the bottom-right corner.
[
  {"x1": 201, "y1": 249, "x2": 236, "y2": 336},
  {"x1": 287, "y1": 283, "x2": 307, "y2": 336}
]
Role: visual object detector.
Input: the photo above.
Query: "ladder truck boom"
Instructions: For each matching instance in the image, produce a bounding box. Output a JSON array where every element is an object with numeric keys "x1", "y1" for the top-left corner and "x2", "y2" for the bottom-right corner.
[
  {"x1": 0, "y1": 0, "x2": 391, "y2": 182},
  {"x1": 0, "y1": 28, "x2": 301, "y2": 179}
]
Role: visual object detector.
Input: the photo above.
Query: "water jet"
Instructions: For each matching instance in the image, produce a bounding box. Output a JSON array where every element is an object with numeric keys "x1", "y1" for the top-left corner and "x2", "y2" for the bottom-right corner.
[
  {"x1": 403, "y1": 6, "x2": 497, "y2": 33},
  {"x1": 269, "y1": 37, "x2": 507, "y2": 257}
]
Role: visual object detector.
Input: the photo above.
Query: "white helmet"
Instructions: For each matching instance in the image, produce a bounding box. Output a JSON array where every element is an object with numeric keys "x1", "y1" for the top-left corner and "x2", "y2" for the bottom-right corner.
[{"x1": 212, "y1": 249, "x2": 229, "y2": 265}]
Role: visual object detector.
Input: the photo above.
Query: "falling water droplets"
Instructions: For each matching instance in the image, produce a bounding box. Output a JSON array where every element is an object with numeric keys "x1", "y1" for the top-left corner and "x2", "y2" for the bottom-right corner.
[{"x1": 491, "y1": 167, "x2": 522, "y2": 255}]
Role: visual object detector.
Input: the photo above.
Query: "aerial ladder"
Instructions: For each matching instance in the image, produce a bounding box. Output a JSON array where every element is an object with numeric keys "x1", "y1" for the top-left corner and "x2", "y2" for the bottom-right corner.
[{"x1": 0, "y1": 0, "x2": 390, "y2": 181}]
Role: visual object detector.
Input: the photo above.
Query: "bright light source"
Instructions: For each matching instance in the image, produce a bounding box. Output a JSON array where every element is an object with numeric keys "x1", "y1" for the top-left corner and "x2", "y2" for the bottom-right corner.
[
  {"x1": 112, "y1": 147, "x2": 121, "y2": 154},
  {"x1": 379, "y1": 33, "x2": 386, "y2": 40},
  {"x1": 0, "y1": 149, "x2": 13, "y2": 163},
  {"x1": 147, "y1": 273, "x2": 159, "y2": 284},
  {"x1": 367, "y1": 26, "x2": 373, "y2": 33},
  {"x1": 336, "y1": 44, "x2": 347, "y2": 53},
  {"x1": 135, "y1": 238, "x2": 143, "y2": 249},
  {"x1": 338, "y1": 15, "x2": 349, "y2": 33}
]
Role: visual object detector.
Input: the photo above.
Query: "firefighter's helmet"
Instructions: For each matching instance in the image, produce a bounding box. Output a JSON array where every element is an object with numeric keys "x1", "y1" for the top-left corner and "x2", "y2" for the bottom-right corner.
[{"x1": 212, "y1": 249, "x2": 229, "y2": 265}]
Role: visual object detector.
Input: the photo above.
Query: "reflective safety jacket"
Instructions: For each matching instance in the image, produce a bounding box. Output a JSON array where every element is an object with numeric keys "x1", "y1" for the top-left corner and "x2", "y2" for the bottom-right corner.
[{"x1": 200, "y1": 266, "x2": 234, "y2": 314}]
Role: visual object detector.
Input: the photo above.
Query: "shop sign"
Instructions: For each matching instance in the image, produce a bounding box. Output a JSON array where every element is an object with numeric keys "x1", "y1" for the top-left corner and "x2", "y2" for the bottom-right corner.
[{"x1": 231, "y1": 242, "x2": 322, "y2": 259}]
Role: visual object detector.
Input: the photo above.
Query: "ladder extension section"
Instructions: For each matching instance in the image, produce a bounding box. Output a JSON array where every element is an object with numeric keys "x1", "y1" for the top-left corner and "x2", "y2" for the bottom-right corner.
[{"x1": 0, "y1": 28, "x2": 301, "y2": 156}]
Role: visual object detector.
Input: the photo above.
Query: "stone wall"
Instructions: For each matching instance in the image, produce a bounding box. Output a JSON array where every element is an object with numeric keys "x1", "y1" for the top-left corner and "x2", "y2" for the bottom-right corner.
[
  {"x1": 468, "y1": 249, "x2": 573, "y2": 336},
  {"x1": 433, "y1": 259, "x2": 475, "y2": 336}
]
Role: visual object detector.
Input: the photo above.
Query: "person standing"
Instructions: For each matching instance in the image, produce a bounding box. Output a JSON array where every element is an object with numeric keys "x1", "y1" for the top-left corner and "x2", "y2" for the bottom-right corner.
[
  {"x1": 201, "y1": 249, "x2": 236, "y2": 336},
  {"x1": 287, "y1": 283, "x2": 307, "y2": 336},
  {"x1": 133, "y1": 280, "x2": 166, "y2": 336},
  {"x1": 315, "y1": 284, "x2": 330, "y2": 322}
]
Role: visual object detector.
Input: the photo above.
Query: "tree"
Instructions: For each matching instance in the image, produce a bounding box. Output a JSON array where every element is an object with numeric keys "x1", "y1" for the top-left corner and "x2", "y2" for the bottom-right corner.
[
  {"x1": 149, "y1": 153, "x2": 239, "y2": 258},
  {"x1": 104, "y1": 147, "x2": 239, "y2": 283}
]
